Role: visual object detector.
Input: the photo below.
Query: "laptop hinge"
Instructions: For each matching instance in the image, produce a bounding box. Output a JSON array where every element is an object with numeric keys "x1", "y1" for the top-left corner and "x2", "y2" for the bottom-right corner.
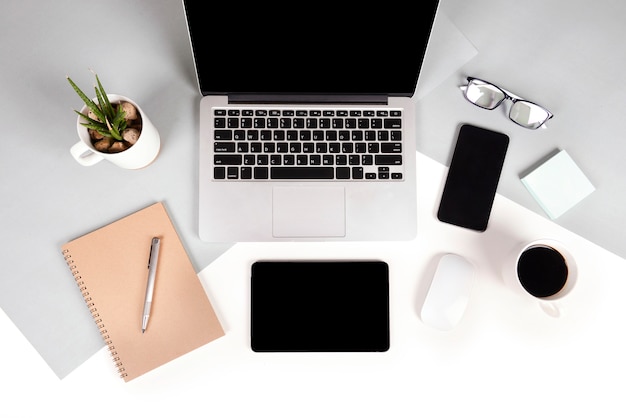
[{"x1": 228, "y1": 94, "x2": 388, "y2": 105}]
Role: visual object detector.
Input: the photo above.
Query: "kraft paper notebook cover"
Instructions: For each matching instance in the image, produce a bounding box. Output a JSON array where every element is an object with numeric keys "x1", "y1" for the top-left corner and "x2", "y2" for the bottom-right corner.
[{"x1": 61, "y1": 202, "x2": 224, "y2": 382}]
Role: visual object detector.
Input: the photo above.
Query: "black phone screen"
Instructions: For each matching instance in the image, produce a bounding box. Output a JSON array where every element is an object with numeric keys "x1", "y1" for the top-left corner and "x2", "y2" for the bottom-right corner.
[{"x1": 437, "y1": 124, "x2": 509, "y2": 231}]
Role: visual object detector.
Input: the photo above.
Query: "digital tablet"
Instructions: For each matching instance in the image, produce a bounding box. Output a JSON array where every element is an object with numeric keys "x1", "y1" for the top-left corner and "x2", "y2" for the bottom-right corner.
[{"x1": 251, "y1": 261, "x2": 390, "y2": 352}]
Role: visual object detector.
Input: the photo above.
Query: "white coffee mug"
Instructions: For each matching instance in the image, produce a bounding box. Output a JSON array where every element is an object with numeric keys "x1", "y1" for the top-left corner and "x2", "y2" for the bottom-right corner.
[
  {"x1": 501, "y1": 239, "x2": 577, "y2": 317},
  {"x1": 70, "y1": 94, "x2": 160, "y2": 169}
]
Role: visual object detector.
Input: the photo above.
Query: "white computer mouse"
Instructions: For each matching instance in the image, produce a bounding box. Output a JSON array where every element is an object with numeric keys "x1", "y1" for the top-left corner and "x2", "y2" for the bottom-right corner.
[{"x1": 420, "y1": 253, "x2": 475, "y2": 331}]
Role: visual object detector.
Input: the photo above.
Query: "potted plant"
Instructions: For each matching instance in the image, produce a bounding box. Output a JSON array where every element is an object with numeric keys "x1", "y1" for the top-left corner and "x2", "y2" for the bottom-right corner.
[{"x1": 67, "y1": 69, "x2": 160, "y2": 169}]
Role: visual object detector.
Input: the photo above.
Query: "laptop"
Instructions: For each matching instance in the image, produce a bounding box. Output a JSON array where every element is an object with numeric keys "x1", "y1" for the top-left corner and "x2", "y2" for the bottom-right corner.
[{"x1": 182, "y1": 1, "x2": 440, "y2": 242}]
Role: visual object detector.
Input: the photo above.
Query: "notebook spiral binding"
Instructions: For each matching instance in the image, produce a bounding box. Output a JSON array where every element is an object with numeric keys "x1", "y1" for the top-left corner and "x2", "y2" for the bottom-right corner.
[{"x1": 62, "y1": 249, "x2": 128, "y2": 379}]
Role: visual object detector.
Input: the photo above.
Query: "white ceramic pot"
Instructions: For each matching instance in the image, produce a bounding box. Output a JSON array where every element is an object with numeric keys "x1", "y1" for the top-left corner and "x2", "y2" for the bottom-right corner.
[{"x1": 70, "y1": 94, "x2": 160, "y2": 169}]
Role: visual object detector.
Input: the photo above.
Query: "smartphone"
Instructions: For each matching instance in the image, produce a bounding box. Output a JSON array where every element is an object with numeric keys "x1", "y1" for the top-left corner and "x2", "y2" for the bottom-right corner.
[{"x1": 437, "y1": 124, "x2": 509, "y2": 231}]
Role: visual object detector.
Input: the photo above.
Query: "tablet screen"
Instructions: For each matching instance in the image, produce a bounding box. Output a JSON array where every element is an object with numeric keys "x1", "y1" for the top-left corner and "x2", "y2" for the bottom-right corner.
[{"x1": 251, "y1": 261, "x2": 389, "y2": 352}]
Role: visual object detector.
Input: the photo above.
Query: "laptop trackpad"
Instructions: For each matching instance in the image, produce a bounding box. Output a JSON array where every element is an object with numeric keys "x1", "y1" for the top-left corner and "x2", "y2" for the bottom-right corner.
[{"x1": 272, "y1": 186, "x2": 346, "y2": 238}]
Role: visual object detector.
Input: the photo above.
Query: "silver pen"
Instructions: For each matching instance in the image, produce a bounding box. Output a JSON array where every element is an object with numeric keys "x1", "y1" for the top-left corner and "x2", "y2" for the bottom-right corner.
[{"x1": 142, "y1": 237, "x2": 161, "y2": 333}]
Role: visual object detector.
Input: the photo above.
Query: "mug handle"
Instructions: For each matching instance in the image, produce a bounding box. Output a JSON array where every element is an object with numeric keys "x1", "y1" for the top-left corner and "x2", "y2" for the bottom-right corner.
[
  {"x1": 70, "y1": 141, "x2": 103, "y2": 166},
  {"x1": 539, "y1": 300, "x2": 562, "y2": 318}
]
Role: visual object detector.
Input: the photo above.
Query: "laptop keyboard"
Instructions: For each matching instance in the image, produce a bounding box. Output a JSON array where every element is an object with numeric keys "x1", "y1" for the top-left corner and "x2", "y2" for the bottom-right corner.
[{"x1": 212, "y1": 107, "x2": 404, "y2": 181}]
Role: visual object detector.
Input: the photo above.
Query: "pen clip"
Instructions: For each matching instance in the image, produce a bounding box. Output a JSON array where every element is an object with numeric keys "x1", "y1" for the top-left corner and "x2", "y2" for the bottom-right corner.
[{"x1": 148, "y1": 237, "x2": 160, "y2": 269}]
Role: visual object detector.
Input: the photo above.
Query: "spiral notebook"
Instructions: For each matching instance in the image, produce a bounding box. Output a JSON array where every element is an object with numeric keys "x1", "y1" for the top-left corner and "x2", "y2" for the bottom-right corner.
[{"x1": 61, "y1": 202, "x2": 224, "y2": 382}]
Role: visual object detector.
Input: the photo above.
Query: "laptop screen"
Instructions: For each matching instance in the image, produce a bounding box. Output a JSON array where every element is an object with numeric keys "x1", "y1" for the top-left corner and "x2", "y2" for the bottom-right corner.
[{"x1": 182, "y1": 1, "x2": 440, "y2": 97}]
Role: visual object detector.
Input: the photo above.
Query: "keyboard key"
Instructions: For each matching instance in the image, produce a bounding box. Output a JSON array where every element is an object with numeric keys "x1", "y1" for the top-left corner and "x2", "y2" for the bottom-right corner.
[
  {"x1": 335, "y1": 155, "x2": 347, "y2": 165},
  {"x1": 271, "y1": 167, "x2": 334, "y2": 179},
  {"x1": 227, "y1": 167, "x2": 239, "y2": 179},
  {"x1": 254, "y1": 167, "x2": 269, "y2": 179},
  {"x1": 384, "y1": 118, "x2": 402, "y2": 129},
  {"x1": 214, "y1": 155, "x2": 242, "y2": 165},
  {"x1": 381, "y1": 143, "x2": 402, "y2": 153},
  {"x1": 214, "y1": 129, "x2": 232, "y2": 140},
  {"x1": 214, "y1": 167, "x2": 226, "y2": 179},
  {"x1": 270, "y1": 155, "x2": 282, "y2": 165},
  {"x1": 375, "y1": 155, "x2": 402, "y2": 165},
  {"x1": 336, "y1": 167, "x2": 350, "y2": 179},
  {"x1": 215, "y1": 142, "x2": 236, "y2": 152}
]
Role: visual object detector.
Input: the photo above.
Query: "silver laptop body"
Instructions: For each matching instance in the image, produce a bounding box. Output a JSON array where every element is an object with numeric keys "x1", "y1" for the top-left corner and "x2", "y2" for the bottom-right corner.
[{"x1": 182, "y1": 0, "x2": 440, "y2": 242}]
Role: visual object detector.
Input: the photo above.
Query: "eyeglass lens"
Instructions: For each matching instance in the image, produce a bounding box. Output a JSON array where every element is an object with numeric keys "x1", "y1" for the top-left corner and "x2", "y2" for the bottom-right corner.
[
  {"x1": 464, "y1": 79, "x2": 551, "y2": 129},
  {"x1": 509, "y1": 101, "x2": 550, "y2": 129},
  {"x1": 464, "y1": 81, "x2": 505, "y2": 109}
]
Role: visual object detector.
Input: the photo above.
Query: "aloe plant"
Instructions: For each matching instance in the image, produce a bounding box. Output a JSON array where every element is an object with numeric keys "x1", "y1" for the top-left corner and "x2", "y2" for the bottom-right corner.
[{"x1": 67, "y1": 70, "x2": 127, "y2": 141}]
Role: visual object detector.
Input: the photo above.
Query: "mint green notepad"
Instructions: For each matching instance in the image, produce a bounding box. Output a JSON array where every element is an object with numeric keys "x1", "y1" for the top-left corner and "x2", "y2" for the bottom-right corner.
[{"x1": 521, "y1": 150, "x2": 595, "y2": 219}]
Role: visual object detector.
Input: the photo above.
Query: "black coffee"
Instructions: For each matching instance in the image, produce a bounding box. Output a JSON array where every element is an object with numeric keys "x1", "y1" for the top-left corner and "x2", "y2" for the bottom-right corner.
[{"x1": 517, "y1": 246, "x2": 568, "y2": 298}]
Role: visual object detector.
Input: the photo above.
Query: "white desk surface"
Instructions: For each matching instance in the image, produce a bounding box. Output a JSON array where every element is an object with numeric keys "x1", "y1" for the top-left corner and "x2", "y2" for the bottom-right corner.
[
  {"x1": 2, "y1": 0, "x2": 626, "y2": 416},
  {"x1": 2, "y1": 152, "x2": 626, "y2": 417}
]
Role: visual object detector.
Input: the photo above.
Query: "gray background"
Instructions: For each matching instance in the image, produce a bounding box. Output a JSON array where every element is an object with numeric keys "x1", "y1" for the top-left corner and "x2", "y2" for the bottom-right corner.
[{"x1": 1, "y1": 0, "x2": 624, "y2": 378}]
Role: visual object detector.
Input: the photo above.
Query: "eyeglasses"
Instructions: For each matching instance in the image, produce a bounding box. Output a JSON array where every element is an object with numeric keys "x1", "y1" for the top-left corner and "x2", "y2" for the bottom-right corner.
[{"x1": 461, "y1": 77, "x2": 554, "y2": 129}]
